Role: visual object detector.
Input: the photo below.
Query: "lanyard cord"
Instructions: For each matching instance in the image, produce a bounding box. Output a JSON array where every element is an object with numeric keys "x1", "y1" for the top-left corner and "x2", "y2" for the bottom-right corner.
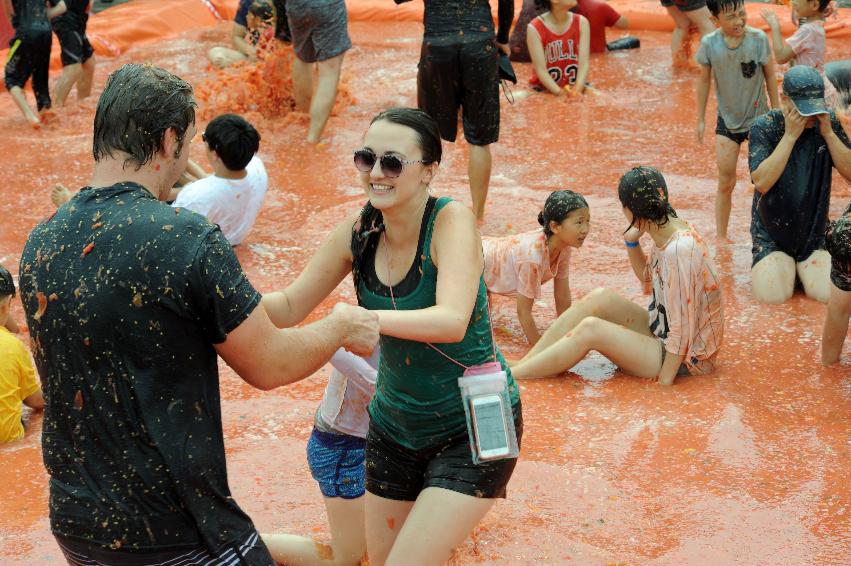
[{"x1": 382, "y1": 229, "x2": 496, "y2": 370}]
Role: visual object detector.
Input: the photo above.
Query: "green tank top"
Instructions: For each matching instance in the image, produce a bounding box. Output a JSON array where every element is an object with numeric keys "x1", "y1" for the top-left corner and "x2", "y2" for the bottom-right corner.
[{"x1": 359, "y1": 197, "x2": 521, "y2": 450}]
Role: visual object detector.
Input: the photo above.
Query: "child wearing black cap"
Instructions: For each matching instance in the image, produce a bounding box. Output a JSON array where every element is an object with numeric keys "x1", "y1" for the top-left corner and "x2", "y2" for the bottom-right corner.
[
  {"x1": 482, "y1": 190, "x2": 590, "y2": 345},
  {"x1": 511, "y1": 167, "x2": 724, "y2": 385},
  {"x1": 0, "y1": 263, "x2": 43, "y2": 443},
  {"x1": 822, "y1": 202, "x2": 851, "y2": 365},
  {"x1": 4, "y1": 0, "x2": 67, "y2": 126},
  {"x1": 749, "y1": 65, "x2": 851, "y2": 305}
]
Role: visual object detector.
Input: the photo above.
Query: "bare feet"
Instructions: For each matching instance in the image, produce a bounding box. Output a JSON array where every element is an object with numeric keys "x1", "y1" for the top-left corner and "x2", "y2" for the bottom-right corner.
[
  {"x1": 38, "y1": 108, "x2": 57, "y2": 125},
  {"x1": 52, "y1": 184, "x2": 72, "y2": 207}
]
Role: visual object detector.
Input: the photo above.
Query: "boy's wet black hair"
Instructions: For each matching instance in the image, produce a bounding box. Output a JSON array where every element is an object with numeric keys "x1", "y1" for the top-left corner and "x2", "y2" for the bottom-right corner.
[
  {"x1": 538, "y1": 190, "x2": 589, "y2": 237},
  {"x1": 350, "y1": 108, "x2": 443, "y2": 301},
  {"x1": 618, "y1": 166, "x2": 678, "y2": 231},
  {"x1": 203, "y1": 114, "x2": 261, "y2": 171},
  {"x1": 93, "y1": 64, "x2": 196, "y2": 171},
  {"x1": 815, "y1": 0, "x2": 831, "y2": 12},
  {"x1": 249, "y1": 0, "x2": 275, "y2": 22},
  {"x1": 0, "y1": 264, "x2": 15, "y2": 298},
  {"x1": 706, "y1": 0, "x2": 744, "y2": 17},
  {"x1": 825, "y1": 205, "x2": 851, "y2": 285}
]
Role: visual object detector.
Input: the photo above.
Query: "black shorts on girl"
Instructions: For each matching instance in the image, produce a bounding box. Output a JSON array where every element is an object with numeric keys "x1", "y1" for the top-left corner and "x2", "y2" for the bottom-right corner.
[{"x1": 365, "y1": 401, "x2": 523, "y2": 501}]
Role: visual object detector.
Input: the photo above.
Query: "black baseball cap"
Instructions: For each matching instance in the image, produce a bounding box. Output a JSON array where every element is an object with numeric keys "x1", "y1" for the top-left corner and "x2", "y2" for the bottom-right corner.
[
  {"x1": 782, "y1": 66, "x2": 828, "y2": 117},
  {"x1": 0, "y1": 264, "x2": 15, "y2": 297}
]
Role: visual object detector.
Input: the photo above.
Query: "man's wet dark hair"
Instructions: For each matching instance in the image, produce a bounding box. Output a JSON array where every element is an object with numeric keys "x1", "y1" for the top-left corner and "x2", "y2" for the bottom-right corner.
[
  {"x1": 203, "y1": 114, "x2": 261, "y2": 171},
  {"x1": 369, "y1": 107, "x2": 442, "y2": 165},
  {"x1": 706, "y1": 0, "x2": 744, "y2": 17},
  {"x1": 351, "y1": 108, "x2": 443, "y2": 300},
  {"x1": 618, "y1": 166, "x2": 678, "y2": 231},
  {"x1": 93, "y1": 64, "x2": 196, "y2": 171}
]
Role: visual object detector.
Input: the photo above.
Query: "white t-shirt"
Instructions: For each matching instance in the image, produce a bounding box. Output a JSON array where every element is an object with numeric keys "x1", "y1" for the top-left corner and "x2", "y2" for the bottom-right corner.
[{"x1": 172, "y1": 155, "x2": 268, "y2": 245}]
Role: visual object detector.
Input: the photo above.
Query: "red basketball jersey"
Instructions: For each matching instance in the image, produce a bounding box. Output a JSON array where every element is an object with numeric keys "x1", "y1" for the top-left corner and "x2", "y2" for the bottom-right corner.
[{"x1": 529, "y1": 14, "x2": 582, "y2": 88}]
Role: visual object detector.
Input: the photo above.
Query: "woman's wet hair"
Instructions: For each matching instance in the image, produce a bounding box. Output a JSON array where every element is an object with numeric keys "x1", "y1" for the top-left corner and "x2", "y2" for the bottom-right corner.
[
  {"x1": 369, "y1": 107, "x2": 442, "y2": 165},
  {"x1": 618, "y1": 166, "x2": 678, "y2": 231},
  {"x1": 93, "y1": 64, "x2": 196, "y2": 171},
  {"x1": 538, "y1": 190, "x2": 589, "y2": 237},
  {"x1": 203, "y1": 114, "x2": 261, "y2": 171},
  {"x1": 350, "y1": 108, "x2": 442, "y2": 300},
  {"x1": 825, "y1": 208, "x2": 851, "y2": 284}
]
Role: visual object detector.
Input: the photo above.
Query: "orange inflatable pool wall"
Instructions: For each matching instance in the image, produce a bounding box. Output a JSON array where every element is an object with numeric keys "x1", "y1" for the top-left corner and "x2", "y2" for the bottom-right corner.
[{"x1": 0, "y1": 0, "x2": 847, "y2": 72}]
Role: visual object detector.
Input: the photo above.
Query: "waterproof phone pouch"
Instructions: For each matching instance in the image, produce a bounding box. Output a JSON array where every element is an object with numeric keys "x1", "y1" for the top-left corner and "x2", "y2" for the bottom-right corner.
[{"x1": 458, "y1": 365, "x2": 519, "y2": 464}]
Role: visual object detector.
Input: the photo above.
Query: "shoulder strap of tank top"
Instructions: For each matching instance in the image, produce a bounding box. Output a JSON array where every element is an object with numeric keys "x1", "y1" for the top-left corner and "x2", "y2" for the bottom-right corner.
[{"x1": 383, "y1": 198, "x2": 496, "y2": 370}]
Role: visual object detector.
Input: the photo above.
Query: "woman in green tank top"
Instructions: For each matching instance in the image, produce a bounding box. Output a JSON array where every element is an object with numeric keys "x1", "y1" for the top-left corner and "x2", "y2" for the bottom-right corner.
[{"x1": 263, "y1": 108, "x2": 522, "y2": 566}]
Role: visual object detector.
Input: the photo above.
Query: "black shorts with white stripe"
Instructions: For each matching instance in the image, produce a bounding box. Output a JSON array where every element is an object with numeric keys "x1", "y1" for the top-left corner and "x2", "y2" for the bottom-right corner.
[{"x1": 55, "y1": 530, "x2": 274, "y2": 566}]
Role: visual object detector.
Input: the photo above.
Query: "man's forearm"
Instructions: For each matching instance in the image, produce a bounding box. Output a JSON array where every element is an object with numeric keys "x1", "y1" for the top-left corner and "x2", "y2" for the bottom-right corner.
[
  {"x1": 497, "y1": 0, "x2": 514, "y2": 44},
  {"x1": 751, "y1": 135, "x2": 796, "y2": 193},
  {"x1": 263, "y1": 316, "x2": 346, "y2": 388}
]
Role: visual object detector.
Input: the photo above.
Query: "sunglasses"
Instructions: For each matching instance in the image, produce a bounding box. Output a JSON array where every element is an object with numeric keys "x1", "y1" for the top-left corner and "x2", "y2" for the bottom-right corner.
[{"x1": 353, "y1": 148, "x2": 428, "y2": 179}]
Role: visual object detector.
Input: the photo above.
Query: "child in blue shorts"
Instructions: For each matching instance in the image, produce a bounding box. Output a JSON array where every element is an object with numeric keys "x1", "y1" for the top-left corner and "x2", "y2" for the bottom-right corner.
[{"x1": 262, "y1": 347, "x2": 377, "y2": 566}]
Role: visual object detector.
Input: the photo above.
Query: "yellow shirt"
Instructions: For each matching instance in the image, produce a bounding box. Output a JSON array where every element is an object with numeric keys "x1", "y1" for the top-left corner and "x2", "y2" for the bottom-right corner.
[{"x1": 0, "y1": 327, "x2": 40, "y2": 443}]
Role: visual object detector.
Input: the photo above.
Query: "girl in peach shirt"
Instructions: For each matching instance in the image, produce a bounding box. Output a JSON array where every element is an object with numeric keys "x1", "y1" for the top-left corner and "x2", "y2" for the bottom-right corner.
[
  {"x1": 511, "y1": 167, "x2": 724, "y2": 385},
  {"x1": 482, "y1": 190, "x2": 590, "y2": 345}
]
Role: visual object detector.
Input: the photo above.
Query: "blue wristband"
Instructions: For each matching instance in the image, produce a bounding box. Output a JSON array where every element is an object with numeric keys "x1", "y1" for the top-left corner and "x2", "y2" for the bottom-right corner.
[{"x1": 624, "y1": 240, "x2": 639, "y2": 248}]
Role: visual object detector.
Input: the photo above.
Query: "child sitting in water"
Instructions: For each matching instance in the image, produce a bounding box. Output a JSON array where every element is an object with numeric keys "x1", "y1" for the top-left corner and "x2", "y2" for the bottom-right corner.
[
  {"x1": 822, "y1": 202, "x2": 851, "y2": 365},
  {"x1": 482, "y1": 190, "x2": 589, "y2": 346},
  {"x1": 0, "y1": 264, "x2": 44, "y2": 444},
  {"x1": 527, "y1": 0, "x2": 591, "y2": 96},
  {"x1": 511, "y1": 167, "x2": 724, "y2": 385},
  {"x1": 207, "y1": 0, "x2": 276, "y2": 68},
  {"x1": 696, "y1": 0, "x2": 779, "y2": 239},
  {"x1": 761, "y1": 0, "x2": 838, "y2": 106}
]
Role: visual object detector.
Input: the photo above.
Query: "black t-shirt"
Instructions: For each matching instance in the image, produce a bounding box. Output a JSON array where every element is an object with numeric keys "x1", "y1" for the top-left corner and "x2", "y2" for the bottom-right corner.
[
  {"x1": 19, "y1": 183, "x2": 262, "y2": 554},
  {"x1": 11, "y1": 0, "x2": 59, "y2": 32},
  {"x1": 52, "y1": 0, "x2": 90, "y2": 31},
  {"x1": 748, "y1": 109, "x2": 851, "y2": 259},
  {"x1": 423, "y1": 0, "x2": 514, "y2": 44}
]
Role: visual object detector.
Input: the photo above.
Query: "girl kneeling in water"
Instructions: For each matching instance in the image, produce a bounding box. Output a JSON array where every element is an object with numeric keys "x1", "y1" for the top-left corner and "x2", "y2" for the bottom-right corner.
[
  {"x1": 482, "y1": 190, "x2": 589, "y2": 346},
  {"x1": 511, "y1": 166, "x2": 724, "y2": 385}
]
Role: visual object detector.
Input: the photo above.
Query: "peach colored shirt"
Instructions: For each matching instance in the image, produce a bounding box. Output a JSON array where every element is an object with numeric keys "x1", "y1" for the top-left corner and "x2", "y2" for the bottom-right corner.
[
  {"x1": 482, "y1": 231, "x2": 571, "y2": 299},
  {"x1": 786, "y1": 21, "x2": 838, "y2": 107},
  {"x1": 645, "y1": 226, "x2": 724, "y2": 375}
]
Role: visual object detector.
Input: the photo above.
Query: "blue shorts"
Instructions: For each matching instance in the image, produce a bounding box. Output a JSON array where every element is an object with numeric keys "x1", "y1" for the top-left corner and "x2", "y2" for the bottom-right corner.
[{"x1": 307, "y1": 427, "x2": 366, "y2": 499}]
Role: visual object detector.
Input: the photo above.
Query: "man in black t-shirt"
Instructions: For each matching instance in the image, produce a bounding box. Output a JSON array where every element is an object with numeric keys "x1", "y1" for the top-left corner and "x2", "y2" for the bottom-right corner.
[
  {"x1": 406, "y1": 0, "x2": 514, "y2": 221},
  {"x1": 4, "y1": 0, "x2": 67, "y2": 125},
  {"x1": 19, "y1": 63, "x2": 378, "y2": 565},
  {"x1": 748, "y1": 65, "x2": 851, "y2": 305},
  {"x1": 52, "y1": 0, "x2": 96, "y2": 106}
]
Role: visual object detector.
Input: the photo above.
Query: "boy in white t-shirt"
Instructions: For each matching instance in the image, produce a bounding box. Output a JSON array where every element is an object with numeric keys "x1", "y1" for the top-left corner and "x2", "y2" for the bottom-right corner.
[
  {"x1": 171, "y1": 114, "x2": 268, "y2": 245},
  {"x1": 52, "y1": 114, "x2": 269, "y2": 246}
]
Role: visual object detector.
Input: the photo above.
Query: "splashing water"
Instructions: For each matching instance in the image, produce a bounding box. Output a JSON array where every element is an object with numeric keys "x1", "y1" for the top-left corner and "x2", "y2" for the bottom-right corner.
[{"x1": 194, "y1": 41, "x2": 355, "y2": 122}]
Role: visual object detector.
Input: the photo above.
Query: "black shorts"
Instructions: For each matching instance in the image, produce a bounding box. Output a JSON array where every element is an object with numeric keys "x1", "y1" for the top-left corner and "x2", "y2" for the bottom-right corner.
[
  {"x1": 365, "y1": 401, "x2": 523, "y2": 501},
  {"x1": 831, "y1": 260, "x2": 851, "y2": 292},
  {"x1": 660, "y1": 0, "x2": 707, "y2": 12},
  {"x1": 53, "y1": 22, "x2": 94, "y2": 67},
  {"x1": 417, "y1": 37, "x2": 500, "y2": 146},
  {"x1": 750, "y1": 210, "x2": 824, "y2": 266},
  {"x1": 55, "y1": 531, "x2": 274, "y2": 565},
  {"x1": 4, "y1": 29, "x2": 52, "y2": 110},
  {"x1": 716, "y1": 114, "x2": 749, "y2": 145}
]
